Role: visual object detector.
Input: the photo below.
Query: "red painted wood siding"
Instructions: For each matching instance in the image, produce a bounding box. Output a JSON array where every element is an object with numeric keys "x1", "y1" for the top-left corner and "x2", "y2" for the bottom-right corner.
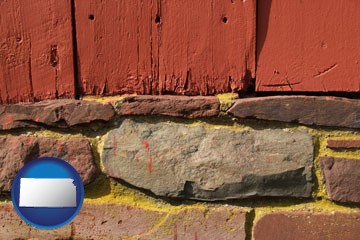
[
  {"x1": 74, "y1": 0, "x2": 155, "y2": 95},
  {"x1": 1, "y1": 0, "x2": 359, "y2": 104},
  {"x1": 75, "y1": 0, "x2": 256, "y2": 96},
  {"x1": 0, "y1": 0, "x2": 75, "y2": 104},
  {"x1": 257, "y1": 0, "x2": 360, "y2": 92},
  {"x1": 158, "y1": 0, "x2": 256, "y2": 95}
]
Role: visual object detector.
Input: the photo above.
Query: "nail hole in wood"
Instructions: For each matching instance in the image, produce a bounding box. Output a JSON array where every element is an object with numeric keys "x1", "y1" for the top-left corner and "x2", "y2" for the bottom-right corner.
[
  {"x1": 155, "y1": 15, "x2": 161, "y2": 24},
  {"x1": 222, "y1": 17, "x2": 228, "y2": 23},
  {"x1": 89, "y1": 14, "x2": 95, "y2": 20}
]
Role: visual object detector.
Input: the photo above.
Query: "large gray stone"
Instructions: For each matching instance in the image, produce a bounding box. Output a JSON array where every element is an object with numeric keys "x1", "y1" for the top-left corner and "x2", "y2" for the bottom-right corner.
[{"x1": 102, "y1": 119, "x2": 313, "y2": 200}]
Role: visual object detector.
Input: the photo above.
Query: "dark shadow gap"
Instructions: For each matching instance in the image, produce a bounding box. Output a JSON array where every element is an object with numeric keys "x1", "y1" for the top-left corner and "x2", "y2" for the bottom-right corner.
[{"x1": 70, "y1": 0, "x2": 81, "y2": 100}]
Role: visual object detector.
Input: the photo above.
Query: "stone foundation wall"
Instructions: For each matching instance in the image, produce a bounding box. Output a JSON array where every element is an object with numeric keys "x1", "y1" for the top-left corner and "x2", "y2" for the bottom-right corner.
[{"x1": 0, "y1": 94, "x2": 359, "y2": 239}]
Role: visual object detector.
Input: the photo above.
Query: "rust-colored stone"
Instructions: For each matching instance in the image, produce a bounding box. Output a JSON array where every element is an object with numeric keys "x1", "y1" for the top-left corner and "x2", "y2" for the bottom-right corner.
[
  {"x1": 0, "y1": 203, "x2": 71, "y2": 239},
  {"x1": 114, "y1": 95, "x2": 219, "y2": 118},
  {"x1": 75, "y1": 0, "x2": 256, "y2": 96},
  {"x1": 320, "y1": 157, "x2": 360, "y2": 203},
  {"x1": 0, "y1": 203, "x2": 247, "y2": 239},
  {"x1": 228, "y1": 96, "x2": 360, "y2": 129},
  {"x1": 253, "y1": 212, "x2": 360, "y2": 240},
  {"x1": 0, "y1": 99, "x2": 115, "y2": 130},
  {"x1": 0, "y1": 0, "x2": 75, "y2": 103},
  {"x1": 327, "y1": 139, "x2": 360, "y2": 149},
  {"x1": 141, "y1": 207, "x2": 246, "y2": 240},
  {"x1": 257, "y1": 0, "x2": 360, "y2": 92},
  {"x1": 72, "y1": 204, "x2": 167, "y2": 239},
  {"x1": 0, "y1": 136, "x2": 98, "y2": 192}
]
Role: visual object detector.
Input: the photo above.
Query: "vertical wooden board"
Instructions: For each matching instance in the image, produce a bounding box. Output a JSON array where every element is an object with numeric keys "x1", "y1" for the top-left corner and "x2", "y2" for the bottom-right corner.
[
  {"x1": 0, "y1": 0, "x2": 75, "y2": 103},
  {"x1": 75, "y1": 0, "x2": 155, "y2": 96},
  {"x1": 159, "y1": 0, "x2": 256, "y2": 95},
  {"x1": 257, "y1": 0, "x2": 360, "y2": 92}
]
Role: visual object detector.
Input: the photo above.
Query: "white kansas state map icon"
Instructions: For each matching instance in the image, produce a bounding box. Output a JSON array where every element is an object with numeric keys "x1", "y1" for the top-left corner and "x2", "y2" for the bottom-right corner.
[{"x1": 19, "y1": 178, "x2": 77, "y2": 207}]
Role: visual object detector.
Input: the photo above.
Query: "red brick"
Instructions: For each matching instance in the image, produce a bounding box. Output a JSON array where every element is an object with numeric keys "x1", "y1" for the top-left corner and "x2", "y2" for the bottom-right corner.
[
  {"x1": 320, "y1": 157, "x2": 360, "y2": 203},
  {"x1": 257, "y1": 0, "x2": 360, "y2": 92},
  {"x1": 0, "y1": 203, "x2": 71, "y2": 239},
  {"x1": 71, "y1": 204, "x2": 167, "y2": 239},
  {"x1": 113, "y1": 95, "x2": 220, "y2": 118},
  {"x1": 0, "y1": 136, "x2": 98, "y2": 192},
  {"x1": 0, "y1": 203, "x2": 247, "y2": 239},
  {"x1": 253, "y1": 212, "x2": 360, "y2": 240},
  {"x1": 327, "y1": 140, "x2": 360, "y2": 149},
  {"x1": 145, "y1": 207, "x2": 246, "y2": 240},
  {"x1": 228, "y1": 96, "x2": 360, "y2": 129}
]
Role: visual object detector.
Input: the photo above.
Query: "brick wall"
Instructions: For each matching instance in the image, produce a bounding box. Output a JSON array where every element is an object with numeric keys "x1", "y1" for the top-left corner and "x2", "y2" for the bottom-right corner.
[{"x1": 0, "y1": 94, "x2": 359, "y2": 239}]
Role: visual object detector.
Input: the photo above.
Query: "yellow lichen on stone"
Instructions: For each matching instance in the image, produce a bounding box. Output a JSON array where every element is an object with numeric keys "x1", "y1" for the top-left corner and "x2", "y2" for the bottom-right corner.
[
  {"x1": 305, "y1": 128, "x2": 360, "y2": 199},
  {"x1": 81, "y1": 95, "x2": 130, "y2": 103},
  {"x1": 84, "y1": 175, "x2": 205, "y2": 213},
  {"x1": 216, "y1": 93, "x2": 239, "y2": 112}
]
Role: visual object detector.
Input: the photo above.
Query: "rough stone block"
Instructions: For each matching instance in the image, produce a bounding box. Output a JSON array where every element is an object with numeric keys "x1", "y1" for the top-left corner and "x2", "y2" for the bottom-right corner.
[
  {"x1": 102, "y1": 119, "x2": 313, "y2": 200},
  {"x1": 320, "y1": 157, "x2": 360, "y2": 203},
  {"x1": 0, "y1": 99, "x2": 115, "y2": 130},
  {"x1": 0, "y1": 136, "x2": 98, "y2": 192},
  {"x1": 113, "y1": 95, "x2": 220, "y2": 118},
  {"x1": 228, "y1": 96, "x2": 360, "y2": 129},
  {"x1": 327, "y1": 139, "x2": 360, "y2": 149}
]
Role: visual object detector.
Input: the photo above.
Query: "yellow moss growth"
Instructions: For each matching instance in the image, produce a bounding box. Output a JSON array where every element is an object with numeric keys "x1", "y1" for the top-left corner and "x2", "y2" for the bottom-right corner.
[
  {"x1": 81, "y1": 95, "x2": 128, "y2": 103},
  {"x1": 306, "y1": 129, "x2": 360, "y2": 199}
]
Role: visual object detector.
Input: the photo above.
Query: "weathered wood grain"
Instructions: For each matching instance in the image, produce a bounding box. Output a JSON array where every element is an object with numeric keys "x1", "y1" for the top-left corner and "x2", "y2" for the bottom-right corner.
[
  {"x1": 0, "y1": 0, "x2": 75, "y2": 103},
  {"x1": 75, "y1": 0, "x2": 256, "y2": 96},
  {"x1": 75, "y1": 0, "x2": 155, "y2": 96},
  {"x1": 257, "y1": 0, "x2": 360, "y2": 92},
  {"x1": 158, "y1": 0, "x2": 256, "y2": 95}
]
